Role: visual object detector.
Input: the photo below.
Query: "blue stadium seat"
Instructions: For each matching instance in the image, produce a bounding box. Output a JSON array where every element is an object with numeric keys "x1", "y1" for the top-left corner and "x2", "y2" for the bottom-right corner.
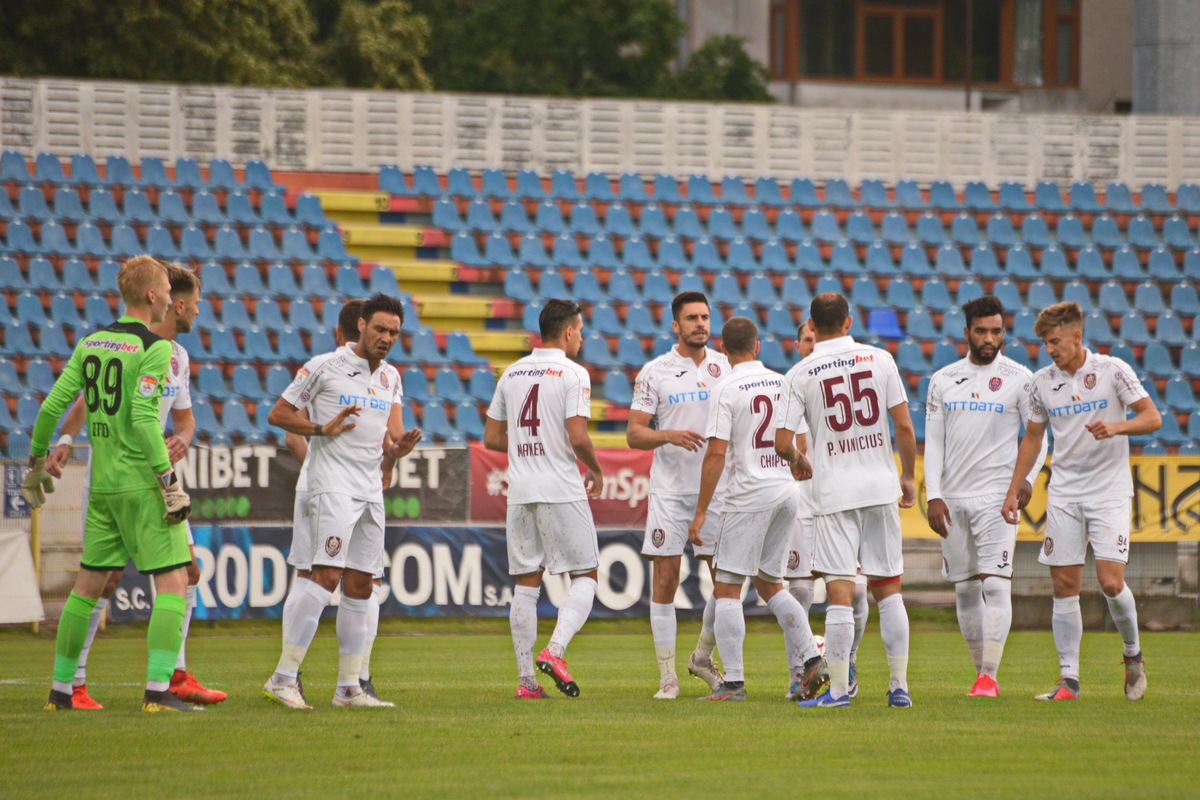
[
  {"x1": 38, "y1": 220, "x2": 78, "y2": 257},
  {"x1": 1084, "y1": 310, "x2": 1117, "y2": 346},
  {"x1": 420, "y1": 401, "x2": 457, "y2": 442},
  {"x1": 1034, "y1": 181, "x2": 1068, "y2": 214},
  {"x1": 604, "y1": 203, "x2": 635, "y2": 238},
  {"x1": 453, "y1": 399, "x2": 485, "y2": 440},
  {"x1": 1002, "y1": 243, "x2": 1036, "y2": 279},
  {"x1": 602, "y1": 369, "x2": 633, "y2": 406},
  {"x1": 905, "y1": 308, "x2": 937, "y2": 340},
  {"x1": 572, "y1": 267, "x2": 604, "y2": 305},
  {"x1": 411, "y1": 166, "x2": 442, "y2": 197},
  {"x1": 208, "y1": 159, "x2": 241, "y2": 191},
  {"x1": 281, "y1": 228, "x2": 317, "y2": 266},
  {"x1": 551, "y1": 233, "x2": 585, "y2": 269},
  {"x1": 1021, "y1": 214, "x2": 1052, "y2": 249},
  {"x1": 259, "y1": 193, "x2": 293, "y2": 227},
  {"x1": 941, "y1": 307, "x2": 966, "y2": 337},
  {"x1": 964, "y1": 181, "x2": 997, "y2": 213},
  {"x1": 62, "y1": 257, "x2": 94, "y2": 292},
  {"x1": 894, "y1": 180, "x2": 929, "y2": 211},
  {"x1": 765, "y1": 303, "x2": 795, "y2": 338},
  {"x1": 4, "y1": 218, "x2": 43, "y2": 255},
  {"x1": 1170, "y1": 281, "x2": 1199, "y2": 316},
  {"x1": 1155, "y1": 413, "x2": 1190, "y2": 446},
  {"x1": 16, "y1": 292, "x2": 47, "y2": 325},
  {"x1": 845, "y1": 211, "x2": 875, "y2": 246},
  {"x1": 691, "y1": 237, "x2": 723, "y2": 273},
  {"x1": 138, "y1": 157, "x2": 176, "y2": 190},
  {"x1": 588, "y1": 234, "x2": 621, "y2": 270},
  {"x1": 537, "y1": 267, "x2": 570, "y2": 301},
  {"x1": 582, "y1": 332, "x2": 617, "y2": 369},
  {"x1": 758, "y1": 336, "x2": 790, "y2": 372},
  {"x1": 616, "y1": 332, "x2": 648, "y2": 369},
  {"x1": 719, "y1": 176, "x2": 753, "y2": 208},
  {"x1": 669, "y1": 205, "x2": 702, "y2": 240},
  {"x1": 198, "y1": 364, "x2": 234, "y2": 400},
  {"x1": 1142, "y1": 342, "x2": 1175, "y2": 379},
  {"x1": 550, "y1": 170, "x2": 581, "y2": 202},
  {"x1": 932, "y1": 339, "x2": 960, "y2": 370},
  {"x1": 465, "y1": 197, "x2": 496, "y2": 232},
  {"x1": 707, "y1": 206, "x2": 738, "y2": 241},
  {"x1": 408, "y1": 327, "x2": 447, "y2": 366},
  {"x1": 212, "y1": 225, "x2": 247, "y2": 261},
  {"x1": 1127, "y1": 215, "x2": 1158, "y2": 250},
  {"x1": 50, "y1": 187, "x2": 87, "y2": 224},
  {"x1": 65, "y1": 153, "x2": 104, "y2": 188},
  {"x1": 868, "y1": 309, "x2": 903, "y2": 339},
  {"x1": 635, "y1": 204, "x2": 668, "y2": 239},
  {"x1": 291, "y1": 299, "x2": 323, "y2": 333},
  {"x1": 1111, "y1": 246, "x2": 1145, "y2": 282},
  {"x1": 188, "y1": 190, "x2": 225, "y2": 226},
  {"x1": 39, "y1": 321, "x2": 70, "y2": 357},
  {"x1": 1139, "y1": 183, "x2": 1173, "y2": 215},
  {"x1": 823, "y1": 178, "x2": 856, "y2": 210},
  {"x1": 711, "y1": 271, "x2": 743, "y2": 307},
  {"x1": 1054, "y1": 213, "x2": 1087, "y2": 250},
  {"x1": 18, "y1": 185, "x2": 54, "y2": 221},
  {"x1": 590, "y1": 302, "x2": 623, "y2": 336},
  {"x1": 1026, "y1": 279, "x2": 1057, "y2": 311},
  {"x1": 638, "y1": 270, "x2": 671, "y2": 305},
  {"x1": 738, "y1": 208, "x2": 771, "y2": 243},
  {"x1": 1105, "y1": 181, "x2": 1137, "y2": 214},
  {"x1": 617, "y1": 173, "x2": 649, "y2": 204},
  {"x1": 1178, "y1": 184, "x2": 1200, "y2": 214},
  {"x1": 26, "y1": 257, "x2": 60, "y2": 291},
  {"x1": 401, "y1": 368, "x2": 432, "y2": 404},
  {"x1": 584, "y1": 172, "x2": 615, "y2": 203},
  {"x1": 1156, "y1": 311, "x2": 1189, "y2": 346},
  {"x1": 226, "y1": 401, "x2": 267, "y2": 443},
  {"x1": 676, "y1": 269, "x2": 705, "y2": 296},
  {"x1": 686, "y1": 175, "x2": 718, "y2": 206},
  {"x1": 894, "y1": 242, "x2": 930, "y2": 278},
  {"x1": 851, "y1": 275, "x2": 885, "y2": 310},
  {"x1": 752, "y1": 238, "x2": 784, "y2": 275},
  {"x1": 878, "y1": 211, "x2": 909, "y2": 247},
  {"x1": 1131, "y1": 281, "x2": 1165, "y2": 316},
  {"x1": 1147, "y1": 247, "x2": 1180, "y2": 282},
  {"x1": 294, "y1": 194, "x2": 327, "y2": 228},
  {"x1": 829, "y1": 240, "x2": 861, "y2": 274},
  {"x1": 1075, "y1": 245, "x2": 1109, "y2": 280},
  {"x1": 999, "y1": 182, "x2": 1033, "y2": 213},
  {"x1": 1185, "y1": 248, "x2": 1200, "y2": 281},
  {"x1": 955, "y1": 278, "x2": 983, "y2": 306},
  {"x1": 859, "y1": 178, "x2": 895, "y2": 210},
  {"x1": 101, "y1": 155, "x2": 142, "y2": 189},
  {"x1": 50, "y1": 293, "x2": 83, "y2": 329},
  {"x1": 1162, "y1": 215, "x2": 1194, "y2": 250},
  {"x1": 1060, "y1": 279, "x2": 1094, "y2": 312},
  {"x1": 753, "y1": 176, "x2": 787, "y2": 208},
  {"x1": 1, "y1": 152, "x2": 33, "y2": 187},
  {"x1": 910, "y1": 403, "x2": 926, "y2": 443},
  {"x1": 1180, "y1": 343, "x2": 1200, "y2": 379},
  {"x1": 983, "y1": 213, "x2": 1016, "y2": 248},
  {"x1": 480, "y1": 169, "x2": 512, "y2": 202},
  {"x1": 934, "y1": 244, "x2": 967, "y2": 278},
  {"x1": 809, "y1": 210, "x2": 840, "y2": 245},
  {"x1": 378, "y1": 164, "x2": 412, "y2": 197},
  {"x1": 24, "y1": 359, "x2": 55, "y2": 394},
  {"x1": 431, "y1": 198, "x2": 464, "y2": 233},
  {"x1": 466, "y1": 367, "x2": 496, "y2": 402},
  {"x1": 85, "y1": 187, "x2": 122, "y2": 224},
  {"x1": 173, "y1": 157, "x2": 205, "y2": 190},
  {"x1": 1091, "y1": 214, "x2": 1122, "y2": 249},
  {"x1": 645, "y1": 173, "x2": 679, "y2": 204},
  {"x1": 1, "y1": 320, "x2": 41, "y2": 357},
  {"x1": 521, "y1": 298, "x2": 543, "y2": 333},
  {"x1": 316, "y1": 228, "x2": 356, "y2": 265},
  {"x1": 16, "y1": 392, "x2": 43, "y2": 426},
  {"x1": 921, "y1": 278, "x2": 953, "y2": 313},
  {"x1": 896, "y1": 338, "x2": 929, "y2": 373},
  {"x1": 501, "y1": 267, "x2": 534, "y2": 305},
  {"x1": 244, "y1": 160, "x2": 283, "y2": 193}
]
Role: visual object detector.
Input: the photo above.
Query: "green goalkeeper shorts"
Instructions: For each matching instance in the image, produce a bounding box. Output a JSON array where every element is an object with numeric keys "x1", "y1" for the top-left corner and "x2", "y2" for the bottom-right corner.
[{"x1": 82, "y1": 488, "x2": 191, "y2": 575}]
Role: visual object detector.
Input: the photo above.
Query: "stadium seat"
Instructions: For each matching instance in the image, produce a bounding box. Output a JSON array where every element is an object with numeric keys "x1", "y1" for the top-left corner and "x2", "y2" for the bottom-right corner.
[
  {"x1": 50, "y1": 187, "x2": 87, "y2": 224},
  {"x1": 537, "y1": 268, "x2": 570, "y2": 301},
  {"x1": 433, "y1": 367, "x2": 467, "y2": 404},
  {"x1": 62, "y1": 257, "x2": 95, "y2": 292},
  {"x1": 23, "y1": 359, "x2": 54, "y2": 394},
  {"x1": 868, "y1": 309, "x2": 903, "y2": 339},
  {"x1": 466, "y1": 197, "x2": 497, "y2": 232},
  {"x1": 905, "y1": 308, "x2": 938, "y2": 340},
  {"x1": 1155, "y1": 311, "x2": 1189, "y2": 346},
  {"x1": 845, "y1": 211, "x2": 875, "y2": 246},
  {"x1": 409, "y1": 166, "x2": 441, "y2": 198},
  {"x1": 1147, "y1": 247, "x2": 1180, "y2": 282},
  {"x1": 551, "y1": 233, "x2": 585, "y2": 269},
  {"x1": 1111, "y1": 246, "x2": 1145, "y2": 281},
  {"x1": 1075, "y1": 246, "x2": 1109, "y2": 280},
  {"x1": 879, "y1": 211, "x2": 910, "y2": 247},
  {"x1": 26, "y1": 257, "x2": 59, "y2": 291},
  {"x1": 1105, "y1": 181, "x2": 1137, "y2": 214},
  {"x1": 1170, "y1": 281, "x2": 1199, "y2": 316},
  {"x1": 172, "y1": 157, "x2": 205, "y2": 190},
  {"x1": 402, "y1": 367, "x2": 432, "y2": 404},
  {"x1": 0, "y1": 152, "x2": 33, "y2": 187},
  {"x1": 466, "y1": 367, "x2": 496, "y2": 402},
  {"x1": 378, "y1": 164, "x2": 412, "y2": 197},
  {"x1": 588, "y1": 234, "x2": 621, "y2": 270},
  {"x1": 582, "y1": 332, "x2": 617, "y2": 369},
  {"x1": 899, "y1": 242, "x2": 934, "y2": 277},
  {"x1": 851, "y1": 275, "x2": 885, "y2": 310},
  {"x1": 858, "y1": 178, "x2": 894, "y2": 210},
  {"x1": 1026, "y1": 279, "x2": 1057, "y2": 311},
  {"x1": 921, "y1": 278, "x2": 953, "y2": 313},
  {"x1": 503, "y1": 268, "x2": 534, "y2": 305},
  {"x1": 758, "y1": 336, "x2": 790, "y2": 372},
  {"x1": 316, "y1": 228, "x2": 357, "y2": 265},
  {"x1": 1034, "y1": 181, "x2": 1068, "y2": 214},
  {"x1": 1142, "y1": 342, "x2": 1175, "y2": 379},
  {"x1": 602, "y1": 369, "x2": 633, "y2": 407},
  {"x1": 949, "y1": 213, "x2": 981, "y2": 247},
  {"x1": 616, "y1": 332, "x2": 648, "y2": 369},
  {"x1": 999, "y1": 182, "x2": 1033, "y2": 213},
  {"x1": 138, "y1": 157, "x2": 176, "y2": 190},
  {"x1": 1127, "y1": 215, "x2": 1158, "y2": 251},
  {"x1": 1084, "y1": 310, "x2": 1117, "y2": 346},
  {"x1": 616, "y1": 173, "x2": 649, "y2": 204},
  {"x1": 1156, "y1": 411, "x2": 1190, "y2": 446},
  {"x1": 603, "y1": 203, "x2": 635, "y2": 238},
  {"x1": 750, "y1": 176, "x2": 785, "y2": 209},
  {"x1": 1178, "y1": 184, "x2": 1200, "y2": 214},
  {"x1": 928, "y1": 181, "x2": 963, "y2": 212},
  {"x1": 764, "y1": 303, "x2": 795, "y2": 338},
  {"x1": 209, "y1": 159, "x2": 242, "y2": 191},
  {"x1": 49, "y1": 293, "x2": 83, "y2": 329},
  {"x1": 244, "y1": 160, "x2": 283, "y2": 193},
  {"x1": 16, "y1": 292, "x2": 47, "y2": 325},
  {"x1": 283, "y1": 228, "x2": 319, "y2": 266},
  {"x1": 517, "y1": 233, "x2": 552, "y2": 268},
  {"x1": 892, "y1": 179, "x2": 928, "y2": 211},
  {"x1": 584, "y1": 172, "x2": 615, "y2": 203},
  {"x1": 964, "y1": 181, "x2": 997, "y2": 213},
  {"x1": 550, "y1": 170, "x2": 581, "y2": 202},
  {"x1": 935, "y1": 244, "x2": 967, "y2": 277},
  {"x1": 1061, "y1": 280, "x2": 1095, "y2": 312},
  {"x1": 198, "y1": 364, "x2": 234, "y2": 401},
  {"x1": 294, "y1": 194, "x2": 328, "y2": 228},
  {"x1": 1131, "y1": 282, "x2": 1165, "y2": 316},
  {"x1": 896, "y1": 339, "x2": 929, "y2": 373},
  {"x1": 1162, "y1": 215, "x2": 1194, "y2": 250},
  {"x1": 771, "y1": 209, "x2": 804, "y2": 245},
  {"x1": 711, "y1": 272, "x2": 743, "y2": 307},
  {"x1": 932, "y1": 339, "x2": 960, "y2": 369},
  {"x1": 480, "y1": 169, "x2": 512, "y2": 202},
  {"x1": 258, "y1": 193, "x2": 293, "y2": 227},
  {"x1": 1091, "y1": 214, "x2": 1122, "y2": 249},
  {"x1": 1011, "y1": 308, "x2": 1037, "y2": 341},
  {"x1": 810, "y1": 210, "x2": 840, "y2": 244}
]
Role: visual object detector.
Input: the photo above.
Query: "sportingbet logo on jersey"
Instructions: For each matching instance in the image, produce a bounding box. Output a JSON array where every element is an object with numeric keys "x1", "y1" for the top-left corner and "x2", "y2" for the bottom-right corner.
[
  {"x1": 137, "y1": 374, "x2": 159, "y2": 398},
  {"x1": 806, "y1": 352, "x2": 874, "y2": 376},
  {"x1": 85, "y1": 339, "x2": 140, "y2": 353}
]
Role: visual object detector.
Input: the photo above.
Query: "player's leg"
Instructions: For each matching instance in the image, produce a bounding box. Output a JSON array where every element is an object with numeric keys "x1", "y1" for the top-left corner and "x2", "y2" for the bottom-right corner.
[
  {"x1": 1088, "y1": 499, "x2": 1144, "y2": 700},
  {"x1": 1036, "y1": 502, "x2": 1085, "y2": 700},
  {"x1": 943, "y1": 498, "x2": 984, "y2": 675},
  {"x1": 45, "y1": 566, "x2": 111, "y2": 710},
  {"x1": 271, "y1": 488, "x2": 319, "y2": 706},
  {"x1": 71, "y1": 568, "x2": 122, "y2": 709},
  {"x1": 358, "y1": 578, "x2": 384, "y2": 701},
  {"x1": 642, "y1": 494, "x2": 688, "y2": 698},
  {"x1": 686, "y1": 555, "x2": 724, "y2": 691},
  {"x1": 331, "y1": 499, "x2": 391, "y2": 707},
  {"x1": 506, "y1": 504, "x2": 549, "y2": 697},
  {"x1": 759, "y1": 498, "x2": 824, "y2": 699},
  {"x1": 701, "y1": 569, "x2": 747, "y2": 700},
  {"x1": 169, "y1": 537, "x2": 226, "y2": 705},
  {"x1": 800, "y1": 510, "x2": 860, "y2": 707},
  {"x1": 863, "y1": 504, "x2": 910, "y2": 707},
  {"x1": 533, "y1": 501, "x2": 598, "y2": 697},
  {"x1": 970, "y1": 495, "x2": 1016, "y2": 696}
]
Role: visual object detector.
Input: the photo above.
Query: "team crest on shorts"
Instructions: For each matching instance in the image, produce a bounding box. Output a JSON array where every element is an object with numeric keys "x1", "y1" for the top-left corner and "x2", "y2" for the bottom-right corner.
[
  {"x1": 1043, "y1": 537, "x2": 1054, "y2": 555},
  {"x1": 325, "y1": 536, "x2": 343, "y2": 557},
  {"x1": 1083, "y1": 374, "x2": 1096, "y2": 390},
  {"x1": 989, "y1": 377, "x2": 1002, "y2": 391},
  {"x1": 787, "y1": 550, "x2": 800, "y2": 571},
  {"x1": 708, "y1": 363, "x2": 721, "y2": 377},
  {"x1": 651, "y1": 528, "x2": 665, "y2": 547}
]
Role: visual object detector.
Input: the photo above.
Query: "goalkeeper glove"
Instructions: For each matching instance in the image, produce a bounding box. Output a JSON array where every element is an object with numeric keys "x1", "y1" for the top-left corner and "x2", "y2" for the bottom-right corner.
[
  {"x1": 21, "y1": 454, "x2": 56, "y2": 509},
  {"x1": 158, "y1": 470, "x2": 192, "y2": 524}
]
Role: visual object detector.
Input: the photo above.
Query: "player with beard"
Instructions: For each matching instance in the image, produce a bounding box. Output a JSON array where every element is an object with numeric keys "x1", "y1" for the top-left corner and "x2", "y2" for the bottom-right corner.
[
  {"x1": 924, "y1": 295, "x2": 1047, "y2": 696},
  {"x1": 627, "y1": 291, "x2": 730, "y2": 699}
]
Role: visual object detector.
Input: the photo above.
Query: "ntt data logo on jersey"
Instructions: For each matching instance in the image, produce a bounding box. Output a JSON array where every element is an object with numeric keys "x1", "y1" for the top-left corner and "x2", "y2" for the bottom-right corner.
[
  {"x1": 1048, "y1": 398, "x2": 1108, "y2": 417},
  {"x1": 338, "y1": 393, "x2": 393, "y2": 411},
  {"x1": 944, "y1": 400, "x2": 1004, "y2": 413},
  {"x1": 84, "y1": 339, "x2": 140, "y2": 353},
  {"x1": 667, "y1": 389, "x2": 709, "y2": 404}
]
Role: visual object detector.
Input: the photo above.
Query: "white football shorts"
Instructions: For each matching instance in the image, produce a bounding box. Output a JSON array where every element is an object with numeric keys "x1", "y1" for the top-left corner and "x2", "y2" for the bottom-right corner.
[
  {"x1": 288, "y1": 486, "x2": 313, "y2": 570},
  {"x1": 642, "y1": 492, "x2": 721, "y2": 558},
  {"x1": 506, "y1": 500, "x2": 599, "y2": 576},
  {"x1": 813, "y1": 503, "x2": 903, "y2": 579},
  {"x1": 785, "y1": 513, "x2": 814, "y2": 580},
  {"x1": 1039, "y1": 498, "x2": 1132, "y2": 567},
  {"x1": 712, "y1": 493, "x2": 799, "y2": 582},
  {"x1": 939, "y1": 493, "x2": 1016, "y2": 582},
  {"x1": 308, "y1": 491, "x2": 385, "y2": 574}
]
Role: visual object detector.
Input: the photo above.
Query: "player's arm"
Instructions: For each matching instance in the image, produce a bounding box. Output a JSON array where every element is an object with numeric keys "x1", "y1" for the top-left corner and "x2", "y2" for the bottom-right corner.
[
  {"x1": 383, "y1": 399, "x2": 422, "y2": 459},
  {"x1": 567, "y1": 416, "x2": 604, "y2": 498},
  {"x1": 626, "y1": 409, "x2": 704, "y2": 452},
  {"x1": 24, "y1": 348, "x2": 87, "y2": 506},
  {"x1": 483, "y1": 417, "x2": 507, "y2": 453},
  {"x1": 166, "y1": 407, "x2": 194, "y2": 464},
  {"x1": 1002, "y1": 418, "x2": 1049, "y2": 524},
  {"x1": 1085, "y1": 396, "x2": 1161, "y2": 440},
  {"x1": 888, "y1": 401, "x2": 917, "y2": 509},
  {"x1": 284, "y1": 408, "x2": 310, "y2": 465},
  {"x1": 688, "y1": 437, "x2": 727, "y2": 545},
  {"x1": 773, "y1": 428, "x2": 812, "y2": 481},
  {"x1": 46, "y1": 395, "x2": 87, "y2": 477},
  {"x1": 923, "y1": 381, "x2": 951, "y2": 537},
  {"x1": 133, "y1": 342, "x2": 191, "y2": 523},
  {"x1": 268, "y1": 397, "x2": 357, "y2": 437}
]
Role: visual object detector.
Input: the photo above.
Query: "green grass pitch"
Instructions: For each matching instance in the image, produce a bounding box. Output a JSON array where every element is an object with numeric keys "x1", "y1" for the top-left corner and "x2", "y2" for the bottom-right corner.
[{"x1": 2, "y1": 619, "x2": 1197, "y2": 799}]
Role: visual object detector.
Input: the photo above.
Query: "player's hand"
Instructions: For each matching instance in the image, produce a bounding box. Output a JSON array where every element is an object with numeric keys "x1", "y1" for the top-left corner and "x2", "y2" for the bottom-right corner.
[
  {"x1": 664, "y1": 429, "x2": 705, "y2": 452},
  {"x1": 21, "y1": 455, "x2": 56, "y2": 509},
  {"x1": 1016, "y1": 480, "x2": 1033, "y2": 510},
  {"x1": 583, "y1": 468, "x2": 604, "y2": 498},
  {"x1": 898, "y1": 475, "x2": 916, "y2": 509},
  {"x1": 1085, "y1": 420, "x2": 1119, "y2": 440},
  {"x1": 927, "y1": 498, "x2": 952, "y2": 538},
  {"x1": 159, "y1": 470, "x2": 192, "y2": 524},
  {"x1": 386, "y1": 428, "x2": 423, "y2": 459},
  {"x1": 790, "y1": 452, "x2": 813, "y2": 481},
  {"x1": 688, "y1": 511, "x2": 705, "y2": 546},
  {"x1": 165, "y1": 434, "x2": 189, "y2": 464},
  {"x1": 46, "y1": 444, "x2": 71, "y2": 478},
  {"x1": 322, "y1": 405, "x2": 360, "y2": 436},
  {"x1": 1001, "y1": 492, "x2": 1020, "y2": 525}
]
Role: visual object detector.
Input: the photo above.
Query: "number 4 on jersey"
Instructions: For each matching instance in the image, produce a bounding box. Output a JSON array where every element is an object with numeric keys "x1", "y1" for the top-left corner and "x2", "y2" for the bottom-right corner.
[{"x1": 519, "y1": 384, "x2": 541, "y2": 437}]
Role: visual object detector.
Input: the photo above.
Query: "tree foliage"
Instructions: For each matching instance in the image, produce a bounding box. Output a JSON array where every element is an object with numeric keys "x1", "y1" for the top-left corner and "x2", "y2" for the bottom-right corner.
[
  {"x1": 320, "y1": 1, "x2": 432, "y2": 90},
  {"x1": 658, "y1": 36, "x2": 774, "y2": 103}
]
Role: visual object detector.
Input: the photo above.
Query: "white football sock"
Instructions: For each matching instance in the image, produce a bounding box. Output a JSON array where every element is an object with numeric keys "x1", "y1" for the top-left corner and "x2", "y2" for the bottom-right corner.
[
  {"x1": 650, "y1": 601, "x2": 677, "y2": 680},
  {"x1": 713, "y1": 597, "x2": 745, "y2": 682},
  {"x1": 955, "y1": 580, "x2": 985, "y2": 673},
  {"x1": 273, "y1": 579, "x2": 330, "y2": 682},
  {"x1": 74, "y1": 597, "x2": 109, "y2": 686},
  {"x1": 510, "y1": 584, "x2": 540, "y2": 685},
  {"x1": 694, "y1": 593, "x2": 718, "y2": 659},
  {"x1": 767, "y1": 590, "x2": 819, "y2": 668},
  {"x1": 980, "y1": 577, "x2": 1012, "y2": 679},
  {"x1": 359, "y1": 585, "x2": 381, "y2": 682},
  {"x1": 877, "y1": 593, "x2": 910, "y2": 692},
  {"x1": 335, "y1": 595, "x2": 369, "y2": 692},
  {"x1": 1052, "y1": 595, "x2": 1083, "y2": 680},
  {"x1": 851, "y1": 578, "x2": 869, "y2": 658},
  {"x1": 1104, "y1": 584, "x2": 1141, "y2": 657},
  {"x1": 824, "y1": 604, "x2": 854, "y2": 697},
  {"x1": 548, "y1": 576, "x2": 596, "y2": 657},
  {"x1": 175, "y1": 585, "x2": 196, "y2": 672},
  {"x1": 788, "y1": 581, "x2": 813, "y2": 615}
]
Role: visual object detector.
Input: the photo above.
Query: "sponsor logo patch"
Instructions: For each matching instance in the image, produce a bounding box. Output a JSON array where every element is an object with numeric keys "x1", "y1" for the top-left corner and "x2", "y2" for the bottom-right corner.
[
  {"x1": 170, "y1": 356, "x2": 179, "y2": 377},
  {"x1": 787, "y1": 550, "x2": 800, "y2": 571},
  {"x1": 1083, "y1": 373, "x2": 1096, "y2": 390},
  {"x1": 1043, "y1": 537, "x2": 1054, "y2": 555},
  {"x1": 379, "y1": 371, "x2": 389, "y2": 389},
  {"x1": 651, "y1": 528, "x2": 665, "y2": 548},
  {"x1": 137, "y1": 375, "x2": 159, "y2": 398},
  {"x1": 989, "y1": 377, "x2": 1002, "y2": 392},
  {"x1": 325, "y1": 536, "x2": 343, "y2": 557},
  {"x1": 708, "y1": 363, "x2": 721, "y2": 377}
]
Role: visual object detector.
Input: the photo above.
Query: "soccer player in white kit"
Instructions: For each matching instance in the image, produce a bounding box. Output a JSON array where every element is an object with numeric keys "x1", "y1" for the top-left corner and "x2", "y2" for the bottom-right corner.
[
  {"x1": 780, "y1": 292, "x2": 917, "y2": 708},
  {"x1": 627, "y1": 291, "x2": 730, "y2": 699},
  {"x1": 687, "y1": 317, "x2": 826, "y2": 702},
  {"x1": 484, "y1": 299, "x2": 605, "y2": 699},
  {"x1": 778, "y1": 320, "x2": 870, "y2": 700},
  {"x1": 1002, "y1": 302, "x2": 1161, "y2": 702},
  {"x1": 45, "y1": 262, "x2": 225, "y2": 708},
  {"x1": 263, "y1": 293, "x2": 415, "y2": 708},
  {"x1": 925, "y1": 295, "x2": 1048, "y2": 697}
]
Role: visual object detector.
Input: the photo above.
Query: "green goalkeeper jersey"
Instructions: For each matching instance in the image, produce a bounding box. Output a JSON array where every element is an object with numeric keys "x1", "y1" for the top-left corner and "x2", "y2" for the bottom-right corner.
[{"x1": 31, "y1": 316, "x2": 172, "y2": 493}]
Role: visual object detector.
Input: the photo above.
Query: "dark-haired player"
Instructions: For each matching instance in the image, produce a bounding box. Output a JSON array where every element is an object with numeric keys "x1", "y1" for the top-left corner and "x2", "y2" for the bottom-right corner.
[{"x1": 925, "y1": 295, "x2": 1046, "y2": 697}]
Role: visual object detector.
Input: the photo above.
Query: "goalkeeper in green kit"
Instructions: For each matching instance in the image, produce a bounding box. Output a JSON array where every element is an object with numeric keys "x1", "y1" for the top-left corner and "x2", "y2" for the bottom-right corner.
[{"x1": 24, "y1": 256, "x2": 198, "y2": 712}]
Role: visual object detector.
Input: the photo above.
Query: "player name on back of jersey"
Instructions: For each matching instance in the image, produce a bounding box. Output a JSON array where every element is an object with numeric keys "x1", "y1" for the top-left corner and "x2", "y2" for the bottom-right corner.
[
  {"x1": 827, "y1": 431, "x2": 888, "y2": 457},
  {"x1": 516, "y1": 441, "x2": 546, "y2": 458}
]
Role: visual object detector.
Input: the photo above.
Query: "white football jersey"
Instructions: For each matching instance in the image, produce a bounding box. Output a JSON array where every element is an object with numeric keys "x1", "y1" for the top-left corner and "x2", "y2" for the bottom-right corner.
[
  {"x1": 780, "y1": 336, "x2": 908, "y2": 515},
  {"x1": 281, "y1": 346, "x2": 402, "y2": 502},
  {"x1": 290, "y1": 346, "x2": 354, "y2": 494},
  {"x1": 1027, "y1": 350, "x2": 1148, "y2": 501},
  {"x1": 925, "y1": 354, "x2": 1042, "y2": 500},
  {"x1": 488, "y1": 347, "x2": 593, "y2": 505},
  {"x1": 631, "y1": 345, "x2": 730, "y2": 496},
  {"x1": 706, "y1": 360, "x2": 797, "y2": 512},
  {"x1": 779, "y1": 360, "x2": 814, "y2": 520}
]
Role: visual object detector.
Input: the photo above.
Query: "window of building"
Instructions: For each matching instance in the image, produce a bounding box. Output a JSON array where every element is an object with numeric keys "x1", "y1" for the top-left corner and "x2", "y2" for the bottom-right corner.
[{"x1": 771, "y1": 0, "x2": 1080, "y2": 89}]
